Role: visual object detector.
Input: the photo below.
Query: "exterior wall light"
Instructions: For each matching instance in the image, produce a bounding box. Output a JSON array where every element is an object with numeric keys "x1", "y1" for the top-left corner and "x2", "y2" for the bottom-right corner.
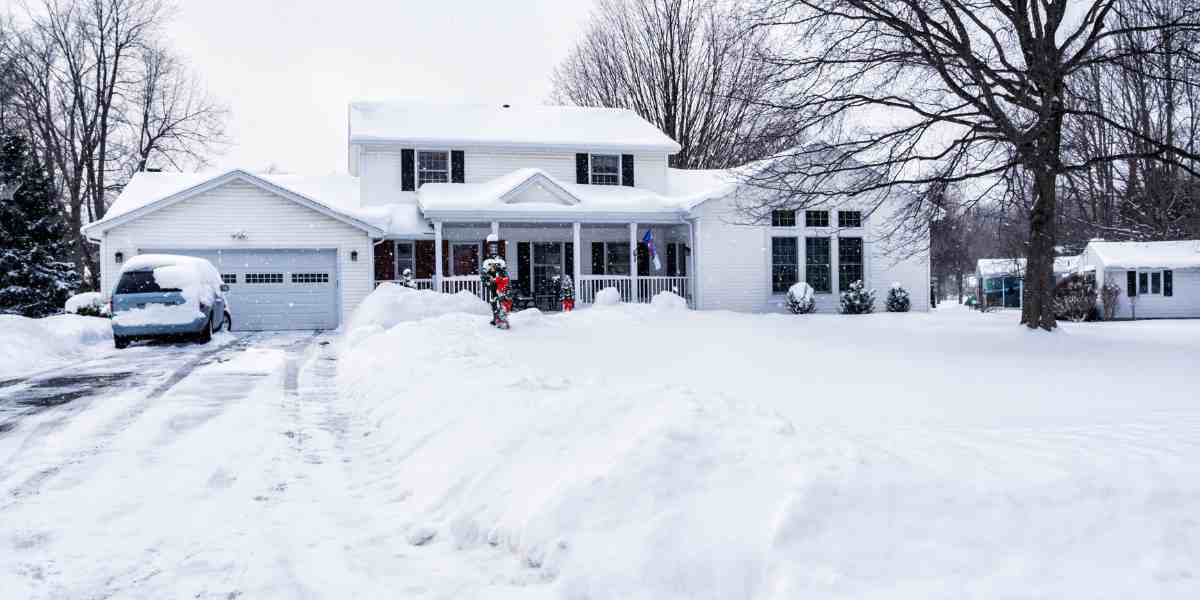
[
  {"x1": 351, "y1": 250, "x2": 359, "y2": 262},
  {"x1": 115, "y1": 251, "x2": 124, "y2": 264}
]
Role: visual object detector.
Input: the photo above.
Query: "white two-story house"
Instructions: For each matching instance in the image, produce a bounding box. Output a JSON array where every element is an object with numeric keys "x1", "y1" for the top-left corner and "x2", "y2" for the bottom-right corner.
[{"x1": 82, "y1": 101, "x2": 930, "y2": 331}]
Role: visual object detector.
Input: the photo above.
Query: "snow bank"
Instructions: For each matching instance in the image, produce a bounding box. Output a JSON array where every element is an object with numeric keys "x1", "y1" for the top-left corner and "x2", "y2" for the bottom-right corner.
[
  {"x1": 0, "y1": 314, "x2": 112, "y2": 378},
  {"x1": 345, "y1": 283, "x2": 490, "y2": 346},
  {"x1": 337, "y1": 302, "x2": 1200, "y2": 599},
  {"x1": 649, "y1": 290, "x2": 688, "y2": 311},
  {"x1": 593, "y1": 287, "x2": 622, "y2": 306},
  {"x1": 64, "y1": 292, "x2": 109, "y2": 316}
]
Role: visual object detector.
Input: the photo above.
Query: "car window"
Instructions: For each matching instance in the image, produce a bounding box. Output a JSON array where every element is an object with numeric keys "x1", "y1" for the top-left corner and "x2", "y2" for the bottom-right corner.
[{"x1": 115, "y1": 271, "x2": 181, "y2": 294}]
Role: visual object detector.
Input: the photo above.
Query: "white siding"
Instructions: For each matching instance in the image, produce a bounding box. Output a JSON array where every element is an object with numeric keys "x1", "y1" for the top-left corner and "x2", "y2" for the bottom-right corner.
[
  {"x1": 99, "y1": 179, "x2": 373, "y2": 327},
  {"x1": 356, "y1": 143, "x2": 671, "y2": 206},
  {"x1": 689, "y1": 193, "x2": 930, "y2": 313},
  {"x1": 1102, "y1": 267, "x2": 1200, "y2": 320}
]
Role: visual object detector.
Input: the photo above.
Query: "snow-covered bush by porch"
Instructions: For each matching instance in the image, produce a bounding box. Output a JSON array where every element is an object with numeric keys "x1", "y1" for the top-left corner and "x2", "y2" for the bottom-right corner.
[
  {"x1": 839, "y1": 279, "x2": 875, "y2": 314},
  {"x1": 650, "y1": 290, "x2": 687, "y2": 311},
  {"x1": 594, "y1": 286, "x2": 622, "y2": 306},
  {"x1": 785, "y1": 282, "x2": 816, "y2": 314},
  {"x1": 886, "y1": 283, "x2": 911, "y2": 312}
]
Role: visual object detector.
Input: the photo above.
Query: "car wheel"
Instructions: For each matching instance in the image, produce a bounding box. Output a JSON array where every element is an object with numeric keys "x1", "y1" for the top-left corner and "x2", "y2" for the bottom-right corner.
[
  {"x1": 196, "y1": 313, "x2": 213, "y2": 344},
  {"x1": 224, "y1": 311, "x2": 233, "y2": 332},
  {"x1": 114, "y1": 336, "x2": 129, "y2": 350}
]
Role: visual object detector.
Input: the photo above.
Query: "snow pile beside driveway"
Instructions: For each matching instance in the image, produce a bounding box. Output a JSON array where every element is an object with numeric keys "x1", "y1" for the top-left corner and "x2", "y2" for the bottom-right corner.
[
  {"x1": 345, "y1": 283, "x2": 489, "y2": 346},
  {"x1": 339, "y1": 299, "x2": 1200, "y2": 599},
  {"x1": 0, "y1": 314, "x2": 112, "y2": 378}
]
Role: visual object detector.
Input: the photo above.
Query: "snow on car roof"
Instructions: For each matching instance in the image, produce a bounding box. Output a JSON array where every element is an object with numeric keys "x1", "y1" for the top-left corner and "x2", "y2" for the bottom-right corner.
[
  {"x1": 348, "y1": 101, "x2": 682, "y2": 152},
  {"x1": 417, "y1": 168, "x2": 684, "y2": 215},
  {"x1": 1087, "y1": 240, "x2": 1200, "y2": 270},
  {"x1": 119, "y1": 253, "x2": 216, "y2": 273}
]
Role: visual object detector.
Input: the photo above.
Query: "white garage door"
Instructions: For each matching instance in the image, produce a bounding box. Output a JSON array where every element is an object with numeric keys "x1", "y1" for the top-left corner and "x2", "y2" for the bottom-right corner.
[{"x1": 151, "y1": 249, "x2": 339, "y2": 331}]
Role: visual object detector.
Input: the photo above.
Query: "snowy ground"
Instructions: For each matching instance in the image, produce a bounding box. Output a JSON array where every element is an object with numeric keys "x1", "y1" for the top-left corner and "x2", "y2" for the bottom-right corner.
[
  {"x1": 2, "y1": 295, "x2": 1198, "y2": 599},
  {"x1": 0, "y1": 314, "x2": 113, "y2": 380}
]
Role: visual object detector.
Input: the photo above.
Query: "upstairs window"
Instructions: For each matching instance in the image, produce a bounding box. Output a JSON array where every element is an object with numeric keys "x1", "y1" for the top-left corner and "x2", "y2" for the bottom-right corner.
[
  {"x1": 805, "y1": 210, "x2": 829, "y2": 228},
  {"x1": 771, "y1": 210, "x2": 796, "y2": 227},
  {"x1": 417, "y1": 150, "x2": 449, "y2": 186},
  {"x1": 838, "y1": 210, "x2": 863, "y2": 228},
  {"x1": 590, "y1": 154, "x2": 620, "y2": 185}
]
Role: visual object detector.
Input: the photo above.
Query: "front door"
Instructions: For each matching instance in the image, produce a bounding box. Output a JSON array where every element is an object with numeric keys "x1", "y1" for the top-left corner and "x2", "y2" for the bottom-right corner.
[{"x1": 532, "y1": 242, "x2": 564, "y2": 311}]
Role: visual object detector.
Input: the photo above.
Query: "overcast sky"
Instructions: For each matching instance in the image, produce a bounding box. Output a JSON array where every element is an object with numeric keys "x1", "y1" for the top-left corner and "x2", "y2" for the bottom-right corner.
[{"x1": 5, "y1": 0, "x2": 594, "y2": 174}]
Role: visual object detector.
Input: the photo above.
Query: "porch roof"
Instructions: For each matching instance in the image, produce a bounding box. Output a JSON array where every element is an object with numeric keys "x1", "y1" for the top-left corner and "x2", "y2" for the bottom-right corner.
[{"x1": 418, "y1": 169, "x2": 687, "y2": 223}]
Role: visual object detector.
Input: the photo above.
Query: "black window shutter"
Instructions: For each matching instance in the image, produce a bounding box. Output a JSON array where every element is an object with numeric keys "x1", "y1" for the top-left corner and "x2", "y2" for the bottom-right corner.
[
  {"x1": 576, "y1": 153, "x2": 589, "y2": 184},
  {"x1": 591, "y1": 242, "x2": 605, "y2": 275},
  {"x1": 451, "y1": 150, "x2": 465, "y2": 183},
  {"x1": 1164, "y1": 270, "x2": 1173, "y2": 297},
  {"x1": 517, "y1": 242, "x2": 532, "y2": 295},
  {"x1": 1126, "y1": 270, "x2": 1137, "y2": 297},
  {"x1": 401, "y1": 149, "x2": 415, "y2": 191},
  {"x1": 666, "y1": 243, "x2": 678, "y2": 277},
  {"x1": 565, "y1": 242, "x2": 574, "y2": 278},
  {"x1": 621, "y1": 154, "x2": 635, "y2": 187}
]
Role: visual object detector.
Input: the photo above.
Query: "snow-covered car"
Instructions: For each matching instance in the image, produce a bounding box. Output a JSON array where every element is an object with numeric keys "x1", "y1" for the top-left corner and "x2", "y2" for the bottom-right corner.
[{"x1": 109, "y1": 254, "x2": 232, "y2": 349}]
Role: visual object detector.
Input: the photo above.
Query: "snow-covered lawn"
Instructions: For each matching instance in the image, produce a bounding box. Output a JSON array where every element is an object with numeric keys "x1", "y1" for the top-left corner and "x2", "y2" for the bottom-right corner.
[
  {"x1": 0, "y1": 314, "x2": 112, "y2": 379},
  {"x1": 3, "y1": 288, "x2": 1197, "y2": 599},
  {"x1": 339, "y1": 291, "x2": 1200, "y2": 598}
]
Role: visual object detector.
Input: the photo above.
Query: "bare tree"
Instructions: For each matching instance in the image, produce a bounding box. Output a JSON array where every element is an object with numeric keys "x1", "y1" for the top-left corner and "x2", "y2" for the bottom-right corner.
[
  {"x1": 118, "y1": 43, "x2": 228, "y2": 176},
  {"x1": 740, "y1": 0, "x2": 1200, "y2": 330},
  {"x1": 552, "y1": 0, "x2": 795, "y2": 168}
]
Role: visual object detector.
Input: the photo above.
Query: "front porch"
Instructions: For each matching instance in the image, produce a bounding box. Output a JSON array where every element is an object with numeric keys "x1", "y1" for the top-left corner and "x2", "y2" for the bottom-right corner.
[{"x1": 375, "y1": 220, "x2": 693, "y2": 311}]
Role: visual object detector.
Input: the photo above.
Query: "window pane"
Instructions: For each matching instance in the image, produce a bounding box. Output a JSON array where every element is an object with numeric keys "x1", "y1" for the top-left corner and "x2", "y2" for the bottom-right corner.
[
  {"x1": 838, "y1": 237, "x2": 863, "y2": 292},
  {"x1": 1139, "y1": 272, "x2": 1149, "y2": 294},
  {"x1": 806, "y1": 237, "x2": 831, "y2": 292},
  {"x1": 805, "y1": 210, "x2": 829, "y2": 227},
  {"x1": 452, "y1": 244, "x2": 479, "y2": 276},
  {"x1": 418, "y1": 151, "x2": 449, "y2": 186},
  {"x1": 838, "y1": 210, "x2": 862, "y2": 228},
  {"x1": 772, "y1": 237, "x2": 798, "y2": 292},
  {"x1": 772, "y1": 210, "x2": 796, "y2": 227},
  {"x1": 1151, "y1": 271, "x2": 1161, "y2": 294},
  {"x1": 606, "y1": 243, "x2": 630, "y2": 275},
  {"x1": 591, "y1": 154, "x2": 620, "y2": 185}
]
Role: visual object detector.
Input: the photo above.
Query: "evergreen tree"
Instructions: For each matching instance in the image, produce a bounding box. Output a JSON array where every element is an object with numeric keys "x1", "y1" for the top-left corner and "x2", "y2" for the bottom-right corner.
[
  {"x1": 0, "y1": 133, "x2": 80, "y2": 317},
  {"x1": 839, "y1": 280, "x2": 876, "y2": 315},
  {"x1": 885, "y1": 284, "x2": 911, "y2": 313}
]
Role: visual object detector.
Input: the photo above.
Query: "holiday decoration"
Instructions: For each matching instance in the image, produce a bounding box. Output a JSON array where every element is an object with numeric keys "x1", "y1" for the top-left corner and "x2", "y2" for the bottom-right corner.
[
  {"x1": 556, "y1": 273, "x2": 575, "y2": 312},
  {"x1": 480, "y1": 234, "x2": 512, "y2": 329}
]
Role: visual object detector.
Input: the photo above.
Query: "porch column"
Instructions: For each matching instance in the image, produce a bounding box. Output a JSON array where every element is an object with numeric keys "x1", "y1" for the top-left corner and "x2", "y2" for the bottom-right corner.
[
  {"x1": 434, "y1": 221, "x2": 443, "y2": 292},
  {"x1": 687, "y1": 221, "x2": 697, "y2": 308},
  {"x1": 572, "y1": 222, "x2": 582, "y2": 286},
  {"x1": 629, "y1": 222, "x2": 638, "y2": 302},
  {"x1": 491, "y1": 221, "x2": 499, "y2": 238}
]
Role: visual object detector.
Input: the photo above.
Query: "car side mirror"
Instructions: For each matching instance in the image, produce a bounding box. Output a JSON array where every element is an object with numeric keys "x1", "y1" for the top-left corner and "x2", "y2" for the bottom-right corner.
[{"x1": 220, "y1": 284, "x2": 230, "y2": 292}]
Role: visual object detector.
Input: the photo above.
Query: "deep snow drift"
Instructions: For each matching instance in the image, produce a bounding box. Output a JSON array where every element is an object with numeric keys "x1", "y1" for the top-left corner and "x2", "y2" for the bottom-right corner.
[
  {"x1": 0, "y1": 314, "x2": 112, "y2": 378},
  {"x1": 339, "y1": 290, "x2": 1200, "y2": 599}
]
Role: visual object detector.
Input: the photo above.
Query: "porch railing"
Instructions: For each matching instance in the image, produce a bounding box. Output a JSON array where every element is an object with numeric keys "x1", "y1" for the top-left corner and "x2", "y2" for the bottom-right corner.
[
  {"x1": 440, "y1": 276, "x2": 486, "y2": 300},
  {"x1": 374, "y1": 278, "x2": 434, "y2": 290},
  {"x1": 577, "y1": 276, "x2": 691, "y2": 306}
]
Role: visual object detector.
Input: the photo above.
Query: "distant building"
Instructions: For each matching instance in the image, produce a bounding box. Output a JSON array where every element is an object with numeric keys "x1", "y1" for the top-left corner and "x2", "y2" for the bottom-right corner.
[
  {"x1": 1078, "y1": 240, "x2": 1200, "y2": 320},
  {"x1": 974, "y1": 256, "x2": 1079, "y2": 309}
]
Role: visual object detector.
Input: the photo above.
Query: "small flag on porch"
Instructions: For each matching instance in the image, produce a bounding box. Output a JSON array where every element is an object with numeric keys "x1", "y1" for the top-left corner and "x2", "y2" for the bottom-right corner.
[{"x1": 642, "y1": 228, "x2": 662, "y2": 271}]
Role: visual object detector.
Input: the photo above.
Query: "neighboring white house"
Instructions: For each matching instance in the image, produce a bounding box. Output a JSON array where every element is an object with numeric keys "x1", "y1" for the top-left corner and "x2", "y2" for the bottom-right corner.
[
  {"x1": 1077, "y1": 240, "x2": 1200, "y2": 320},
  {"x1": 83, "y1": 101, "x2": 931, "y2": 331}
]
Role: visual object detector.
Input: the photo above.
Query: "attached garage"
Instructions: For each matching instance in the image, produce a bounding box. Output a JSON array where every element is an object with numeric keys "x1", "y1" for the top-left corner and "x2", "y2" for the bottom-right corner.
[
  {"x1": 152, "y1": 249, "x2": 339, "y2": 331},
  {"x1": 83, "y1": 170, "x2": 385, "y2": 331}
]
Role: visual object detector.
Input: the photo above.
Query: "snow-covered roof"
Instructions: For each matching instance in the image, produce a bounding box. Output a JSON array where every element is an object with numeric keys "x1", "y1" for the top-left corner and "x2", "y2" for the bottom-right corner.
[
  {"x1": 1087, "y1": 240, "x2": 1200, "y2": 270},
  {"x1": 85, "y1": 170, "x2": 429, "y2": 238},
  {"x1": 348, "y1": 101, "x2": 682, "y2": 153},
  {"x1": 976, "y1": 256, "x2": 1080, "y2": 278},
  {"x1": 666, "y1": 168, "x2": 740, "y2": 209},
  {"x1": 418, "y1": 168, "x2": 686, "y2": 222}
]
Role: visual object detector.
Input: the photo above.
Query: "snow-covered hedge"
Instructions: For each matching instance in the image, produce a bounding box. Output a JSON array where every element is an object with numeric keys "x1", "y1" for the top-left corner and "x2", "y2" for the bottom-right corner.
[
  {"x1": 64, "y1": 291, "x2": 109, "y2": 317},
  {"x1": 885, "y1": 283, "x2": 911, "y2": 313},
  {"x1": 0, "y1": 314, "x2": 112, "y2": 378},
  {"x1": 650, "y1": 290, "x2": 688, "y2": 311},
  {"x1": 593, "y1": 287, "x2": 622, "y2": 306},
  {"x1": 785, "y1": 282, "x2": 816, "y2": 314},
  {"x1": 840, "y1": 280, "x2": 876, "y2": 314}
]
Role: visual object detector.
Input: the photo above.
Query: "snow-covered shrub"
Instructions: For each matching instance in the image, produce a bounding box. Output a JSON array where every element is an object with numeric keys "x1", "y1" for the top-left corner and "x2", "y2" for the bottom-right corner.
[
  {"x1": 1100, "y1": 283, "x2": 1121, "y2": 320},
  {"x1": 651, "y1": 290, "x2": 688, "y2": 311},
  {"x1": 399, "y1": 268, "x2": 417, "y2": 289},
  {"x1": 347, "y1": 283, "x2": 489, "y2": 346},
  {"x1": 839, "y1": 280, "x2": 876, "y2": 314},
  {"x1": 784, "y1": 282, "x2": 816, "y2": 314},
  {"x1": 885, "y1": 283, "x2": 911, "y2": 313},
  {"x1": 64, "y1": 291, "x2": 109, "y2": 318},
  {"x1": 1053, "y1": 273, "x2": 1099, "y2": 322},
  {"x1": 594, "y1": 287, "x2": 622, "y2": 306}
]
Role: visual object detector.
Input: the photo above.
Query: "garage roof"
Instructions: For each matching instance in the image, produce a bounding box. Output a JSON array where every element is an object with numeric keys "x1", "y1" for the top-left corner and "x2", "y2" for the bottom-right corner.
[{"x1": 83, "y1": 170, "x2": 392, "y2": 238}]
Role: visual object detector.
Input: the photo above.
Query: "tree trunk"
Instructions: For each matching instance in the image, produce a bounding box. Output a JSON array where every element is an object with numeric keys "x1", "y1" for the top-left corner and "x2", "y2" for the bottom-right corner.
[{"x1": 1021, "y1": 167, "x2": 1059, "y2": 331}]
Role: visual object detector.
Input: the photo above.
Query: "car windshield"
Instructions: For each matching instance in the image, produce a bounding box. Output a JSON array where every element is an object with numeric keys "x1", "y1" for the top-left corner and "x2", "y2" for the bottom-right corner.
[{"x1": 115, "y1": 270, "x2": 181, "y2": 294}]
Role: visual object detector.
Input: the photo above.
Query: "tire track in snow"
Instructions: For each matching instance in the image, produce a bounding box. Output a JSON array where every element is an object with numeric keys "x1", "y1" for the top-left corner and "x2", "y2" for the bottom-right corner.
[{"x1": 0, "y1": 334, "x2": 262, "y2": 508}]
